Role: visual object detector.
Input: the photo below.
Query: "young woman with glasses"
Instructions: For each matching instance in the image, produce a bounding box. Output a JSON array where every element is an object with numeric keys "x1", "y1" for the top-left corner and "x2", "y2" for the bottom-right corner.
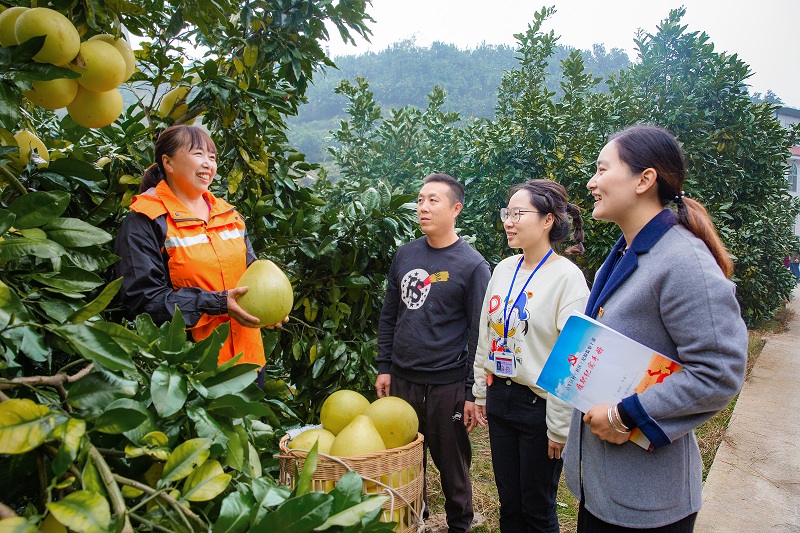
[{"x1": 466, "y1": 179, "x2": 589, "y2": 533}]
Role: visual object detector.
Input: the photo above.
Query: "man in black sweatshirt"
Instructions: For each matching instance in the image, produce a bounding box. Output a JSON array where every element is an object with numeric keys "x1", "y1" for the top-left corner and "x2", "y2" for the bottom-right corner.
[{"x1": 376, "y1": 173, "x2": 491, "y2": 533}]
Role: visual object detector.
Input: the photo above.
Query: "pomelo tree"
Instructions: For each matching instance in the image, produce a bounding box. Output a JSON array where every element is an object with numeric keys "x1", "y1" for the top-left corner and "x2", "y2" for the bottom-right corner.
[
  {"x1": 0, "y1": 0, "x2": 413, "y2": 530},
  {"x1": 330, "y1": 6, "x2": 800, "y2": 326}
]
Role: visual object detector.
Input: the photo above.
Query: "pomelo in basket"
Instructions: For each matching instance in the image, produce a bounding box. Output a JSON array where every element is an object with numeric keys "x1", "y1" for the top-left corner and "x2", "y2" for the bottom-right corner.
[
  {"x1": 288, "y1": 428, "x2": 335, "y2": 454},
  {"x1": 363, "y1": 395, "x2": 419, "y2": 449},
  {"x1": 329, "y1": 414, "x2": 386, "y2": 457},
  {"x1": 320, "y1": 389, "x2": 370, "y2": 435},
  {"x1": 235, "y1": 259, "x2": 293, "y2": 325}
]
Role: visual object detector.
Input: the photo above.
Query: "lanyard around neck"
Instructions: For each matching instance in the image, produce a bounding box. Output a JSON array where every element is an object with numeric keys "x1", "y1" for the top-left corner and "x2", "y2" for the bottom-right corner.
[{"x1": 502, "y1": 249, "x2": 553, "y2": 342}]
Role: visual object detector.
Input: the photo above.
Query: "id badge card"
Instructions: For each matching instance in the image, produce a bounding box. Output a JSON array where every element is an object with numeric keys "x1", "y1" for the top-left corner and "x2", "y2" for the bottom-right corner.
[{"x1": 494, "y1": 351, "x2": 516, "y2": 378}]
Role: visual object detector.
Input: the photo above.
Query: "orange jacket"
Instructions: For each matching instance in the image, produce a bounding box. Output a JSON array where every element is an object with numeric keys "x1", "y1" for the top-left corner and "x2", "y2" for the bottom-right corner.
[{"x1": 115, "y1": 180, "x2": 265, "y2": 366}]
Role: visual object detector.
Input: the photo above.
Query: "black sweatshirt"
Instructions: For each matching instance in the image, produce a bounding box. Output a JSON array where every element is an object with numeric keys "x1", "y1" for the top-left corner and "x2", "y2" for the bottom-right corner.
[{"x1": 377, "y1": 237, "x2": 491, "y2": 400}]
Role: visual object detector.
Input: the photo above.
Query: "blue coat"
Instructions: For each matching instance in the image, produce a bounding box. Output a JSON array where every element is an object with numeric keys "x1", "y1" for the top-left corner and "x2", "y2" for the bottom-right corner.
[{"x1": 563, "y1": 209, "x2": 747, "y2": 528}]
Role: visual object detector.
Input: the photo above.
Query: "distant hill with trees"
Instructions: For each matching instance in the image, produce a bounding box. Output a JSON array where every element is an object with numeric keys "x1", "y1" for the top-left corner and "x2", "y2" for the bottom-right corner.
[{"x1": 287, "y1": 39, "x2": 632, "y2": 161}]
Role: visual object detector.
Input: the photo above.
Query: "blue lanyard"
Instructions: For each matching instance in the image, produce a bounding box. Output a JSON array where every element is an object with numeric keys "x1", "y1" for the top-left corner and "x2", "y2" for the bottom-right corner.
[{"x1": 502, "y1": 249, "x2": 553, "y2": 343}]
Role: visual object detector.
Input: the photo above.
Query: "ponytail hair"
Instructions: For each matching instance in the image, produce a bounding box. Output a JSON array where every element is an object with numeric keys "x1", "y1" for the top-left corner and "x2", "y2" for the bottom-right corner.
[
  {"x1": 609, "y1": 125, "x2": 733, "y2": 278},
  {"x1": 139, "y1": 163, "x2": 165, "y2": 193},
  {"x1": 138, "y1": 125, "x2": 217, "y2": 194},
  {"x1": 509, "y1": 179, "x2": 585, "y2": 255}
]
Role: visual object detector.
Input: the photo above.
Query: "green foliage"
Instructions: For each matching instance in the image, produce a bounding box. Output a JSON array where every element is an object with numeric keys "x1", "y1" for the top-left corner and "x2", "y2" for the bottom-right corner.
[
  {"x1": 609, "y1": 7, "x2": 800, "y2": 325},
  {"x1": 288, "y1": 37, "x2": 632, "y2": 162},
  {"x1": 0, "y1": 0, "x2": 417, "y2": 529},
  {"x1": 330, "y1": 6, "x2": 799, "y2": 326}
]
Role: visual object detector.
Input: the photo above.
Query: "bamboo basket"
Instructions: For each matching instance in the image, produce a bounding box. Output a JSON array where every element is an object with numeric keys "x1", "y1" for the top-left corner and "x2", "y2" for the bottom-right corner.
[{"x1": 278, "y1": 432, "x2": 425, "y2": 532}]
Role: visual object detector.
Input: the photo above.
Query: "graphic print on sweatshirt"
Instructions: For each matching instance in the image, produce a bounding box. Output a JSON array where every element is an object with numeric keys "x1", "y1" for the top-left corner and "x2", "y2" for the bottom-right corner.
[
  {"x1": 400, "y1": 269, "x2": 449, "y2": 309},
  {"x1": 486, "y1": 290, "x2": 531, "y2": 365}
]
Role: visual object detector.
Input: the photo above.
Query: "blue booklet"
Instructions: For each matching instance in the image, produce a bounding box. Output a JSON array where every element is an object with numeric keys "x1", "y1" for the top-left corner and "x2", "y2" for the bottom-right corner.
[{"x1": 536, "y1": 311, "x2": 681, "y2": 450}]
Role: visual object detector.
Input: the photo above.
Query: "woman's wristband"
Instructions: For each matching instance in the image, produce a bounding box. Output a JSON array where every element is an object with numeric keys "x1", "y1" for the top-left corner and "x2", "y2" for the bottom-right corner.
[
  {"x1": 607, "y1": 405, "x2": 629, "y2": 434},
  {"x1": 612, "y1": 404, "x2": 631, "y2": 432}
]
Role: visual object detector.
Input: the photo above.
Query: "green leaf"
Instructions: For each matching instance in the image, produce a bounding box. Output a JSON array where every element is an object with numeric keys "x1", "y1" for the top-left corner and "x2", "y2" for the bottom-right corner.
[
  {"x1": 0, "y1": 279, "x2": 30, "y2": 328},
  {"x1": 160, "y1": 307, "x2": 188, "y2": 356},
  {"x1": 0, "y1": 81, "x2": 22, "y2": 129},
  {"x1": 0, "y1": 516, "x2": 37, "y2": 533},
  {"x1": 82, "y1": 321, "x2": 148, "y2": 356},
  {"x1": 329, "y1": 472, "x2": 364, "y2": 514},
  {"x1": 221, "y1": 425, "x2": 244, "y2": 471},
  {"x1": 94, "y1": 399, "x2": 148, "y2": 434},
  {"x1": 151, "y1": 364, "x2": 189, "y2": 417},
  {"x1": 0, "y1": 399, "x2": 55, "y2": 454},
  {"x1": 66, "y1": 370, "x2": 138, "y2": 414},
  {"x1": 53, "y1": 323, "x2": 136, "y2": 371},
  {"x1": 186, "y1": 406, "x2": 228, "y2": 449},
  {"x1": 135, "y1": 314, "x2": 159, "y2": 343},
  {"x1": 46, "y1": 490, "x2": 111, "y2": 533},
  {"x1": 11, "y1": 35, "x2": 46, "y2": 63},
  {"x1": 215, "y1": 490, "x2": 257, "y2": 533},
  {"x1": 6, "y1": 191, "x2": 70, "y2": 229},
  {"x1": 81, "y1": 460, "x2": 106, "y2": 496},
  {"x1": 187, "y1": 322, "x2": 230, "y2": 369},
  {"x1": 43, "y1": 218, "x2": 113, "y2": 247},
  {"x1": 206, "y1": 394, "x2": 277, "y2": 422},
  {"x1": 313, "y1": 495, "x2": 388, "y2": 530},
  {"x1": 251, "y1": 478, "x2": 291, "y2": 525},
  {"x1": 0, "y1": 237, "x2": 67, "y2": 260},
  {"x1": 161, "y1": 438, "x2": 212, "y2": 484},
  {"x1": 65, "y1": 246, "x2": 119, "y2": 271},
  {"x1": 0, "y1": 208, "x2": 16, "y2": 234},
  {"x1": 181, "y1": 459, "x2": 231, "y2": 501},
  {"x1": 200, "y1": 362, "x2": 259, "y2": 399},
  {"x1": 124, "y1": 430, "x2": 170, "y2": 460},
  {"x1": 46, "y1": 158, "x2": 107, "y2": 185},
  {"x1": 32, "y1": 267, "x2": 105, "y2": 293},
  {"x1": 51, "y1": 418, "x2": 87, "y2": 477},
  {"x1": 11, "y1": 62, "x2": 80, "y2": 82},
  {"x1": 253, "y1": 492, "x2": 332, "y2": 533},
  {"x1": 294, "y1": 442, "x2": 318, "y2": 497}
]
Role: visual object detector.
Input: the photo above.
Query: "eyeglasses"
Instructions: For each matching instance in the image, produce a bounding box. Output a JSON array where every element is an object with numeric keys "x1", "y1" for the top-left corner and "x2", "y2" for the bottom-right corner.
[{"x1": 499, "y1": 207, "x2": 544, "y2": 223}]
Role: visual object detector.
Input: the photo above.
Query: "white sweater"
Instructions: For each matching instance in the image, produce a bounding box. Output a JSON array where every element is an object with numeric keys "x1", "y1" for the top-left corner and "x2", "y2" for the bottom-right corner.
[{"x1": 473, "y1": 254, "x2": 589, "y2": 443}]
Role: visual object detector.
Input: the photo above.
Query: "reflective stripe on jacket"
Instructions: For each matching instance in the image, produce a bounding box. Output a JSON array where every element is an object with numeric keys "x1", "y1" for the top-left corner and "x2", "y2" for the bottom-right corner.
[{"x1": 128, "y1": 180, "x2": 265, "y2": 366}]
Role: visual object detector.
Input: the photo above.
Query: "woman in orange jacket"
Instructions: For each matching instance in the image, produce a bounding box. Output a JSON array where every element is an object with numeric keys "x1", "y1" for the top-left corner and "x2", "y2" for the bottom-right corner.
[{"x1": 115, "y1": 125, "x2": 284, "y2": 368}]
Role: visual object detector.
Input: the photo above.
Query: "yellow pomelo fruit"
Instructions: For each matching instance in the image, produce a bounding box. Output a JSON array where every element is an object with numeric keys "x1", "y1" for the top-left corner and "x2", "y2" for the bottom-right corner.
[
  {"x1": 320, "y1": 389, "x2": 370, "y2": 435},
  {"x1": 288, "y1": 428, "x2": 335, "y2": 454},
  {"x1": 14, "y1": 130, "x2": 49, "y2": 167},
  {"x1": 329, "y1": 414, "x2": 386, "y2": 457},
  {"x1": 22, "y1": 77, "x2": 78, "y2": 110},
  {"x1": 89, "y1": 34, "x2": 135, "y2": 81},
  {"x1": 158, "y1": 86, "x2": 195, "y2": 124},
  {"x1": 39, "y1": 512, "x2": 68, "y2": 533},
  {"x1": 67, "y1": 86, "x2": 123, "y2": 128},
  {"x1": 363, "y1": 396, "x2": 419, "y2": 449},
  {"x1": 14, "y1": 7, "x2": 80, "y2": 65},
  {"x1": 0, "y1": 6, "x2": 28, "y2": 46},
  {"x1": 70, "y1": 40, "x2": 126, "y2": 92},
  {"x1": 236, "y1": 259, "x2": 293, "y2": 325}
]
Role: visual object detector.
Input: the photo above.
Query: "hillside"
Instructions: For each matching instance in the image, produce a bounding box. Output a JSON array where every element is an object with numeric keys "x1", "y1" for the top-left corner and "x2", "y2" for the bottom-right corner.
[{"x1": 287, "y1": 40, "x2": 632, "y2": 162}]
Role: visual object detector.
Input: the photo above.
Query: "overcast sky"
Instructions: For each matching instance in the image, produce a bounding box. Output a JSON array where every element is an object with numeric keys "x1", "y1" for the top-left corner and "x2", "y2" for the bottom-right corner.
[{"x1": 325, "y1": 0, "x2": 800, "y2": 109}]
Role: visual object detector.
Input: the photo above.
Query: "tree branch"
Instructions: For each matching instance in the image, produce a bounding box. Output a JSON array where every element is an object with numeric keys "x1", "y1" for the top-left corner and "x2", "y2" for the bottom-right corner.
[
  {"x1": 88, "y1": 446, "x2": 134, "y2": 533},
  {"x1": 0, "y1": 165, "x2": 27, "y2": 196},
  {"x1": 113, "y1": 474, "x2": 206, "y2": 529},
  {"x1": 0, "y1": 363, "x2": 94, "y2": 390}
]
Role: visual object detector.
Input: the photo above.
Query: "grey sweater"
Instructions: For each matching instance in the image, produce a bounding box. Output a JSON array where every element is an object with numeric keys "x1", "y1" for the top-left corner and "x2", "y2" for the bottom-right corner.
[{"x1": 563, "y1": 210, "x2": 747, "y2": 528}]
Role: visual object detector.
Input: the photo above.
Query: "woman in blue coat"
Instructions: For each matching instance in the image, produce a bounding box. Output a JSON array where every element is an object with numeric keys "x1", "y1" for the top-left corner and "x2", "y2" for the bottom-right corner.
[{"x1": 563, "y1": 125, "x2": 748, "y2": 532}]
